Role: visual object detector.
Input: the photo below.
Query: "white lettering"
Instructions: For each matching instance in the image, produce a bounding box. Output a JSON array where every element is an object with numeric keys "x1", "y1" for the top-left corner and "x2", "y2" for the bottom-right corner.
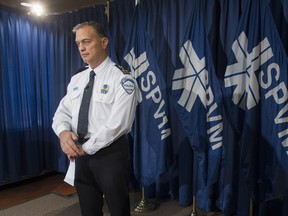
[
  {"x1": 141, "y1": 71, "x2": 156, "y2": 92},
  {"x1": 161, "y1": 128, "x2": 171, "y2": 140},
  {"x1": 275, "y1": 103, "x2": 288, "y2": 124},
  {"x1": 125, "y1": 49, "x2": 171, "y2": 140},
  {"x1": 146, "y1": 85, "x2": 162, "y2": 103},
  {"x1": 208, "y1": 122, "x2": 223, "y2": 150},
  {"x1": 265, "y1": 82, "x2": 288, "y2": 105},
  {"x1": 259, "y1": 63, "x2": 280, "y2": 89},
  {"x1": 154, "y1": 100, "x2": 165, "y2": 119}
]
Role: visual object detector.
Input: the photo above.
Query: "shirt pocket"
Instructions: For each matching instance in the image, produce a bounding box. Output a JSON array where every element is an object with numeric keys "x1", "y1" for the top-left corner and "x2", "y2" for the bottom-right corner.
[
  {"x1": 68, "y1": 88, "x2": 82, "y2": 101},
  {"x1": 93, "y1": 91, "x2": 114, "y2": 104},
  {"x1": 92, "y1": 91, "x2": 114, "y2": 120},
  {"x1": 67, "y1": 88, "x2": 83, "y2": 120}
]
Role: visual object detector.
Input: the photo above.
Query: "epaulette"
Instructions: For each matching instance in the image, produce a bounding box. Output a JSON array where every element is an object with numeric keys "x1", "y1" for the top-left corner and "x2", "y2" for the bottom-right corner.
[
  {"x1": 115, "y1": 64, "x2": 130, "y2": 74},
  {"x1": 75, "y1": 66, "x2": 89, "y2": 74}
]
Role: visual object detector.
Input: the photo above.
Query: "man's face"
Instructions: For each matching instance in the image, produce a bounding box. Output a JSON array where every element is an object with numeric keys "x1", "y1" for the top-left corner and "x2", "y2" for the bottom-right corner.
[{"x1": 75, "y1": 25, "x2": 108, "y2": 68}]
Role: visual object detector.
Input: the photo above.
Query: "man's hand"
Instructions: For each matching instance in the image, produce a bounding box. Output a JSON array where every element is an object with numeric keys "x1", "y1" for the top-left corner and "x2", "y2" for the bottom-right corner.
[
  {"x1": 59, "y1": 130, "x2": 81, "y2": 158},
  {"x1": 76, "y1": 145, "x2": 86, "y2": 157}
]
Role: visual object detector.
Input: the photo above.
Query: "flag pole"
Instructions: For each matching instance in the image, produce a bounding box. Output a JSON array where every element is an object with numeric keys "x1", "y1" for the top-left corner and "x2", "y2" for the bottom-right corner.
[
  {"x1": 106, "y1": 0, "x2": 110, "y2": 23},
  {"x1": 133, "y1": 187, "x2": 157, "y2": 212},
  {"x1": 250, "y1": 198, "x2": 253, "y2": 216},
  {"x1": 191, "y1": 195, "x2": 198, "y2": 216},
  {"x1": 190, "y1": 151, "x2": 198, "y2": 216}
]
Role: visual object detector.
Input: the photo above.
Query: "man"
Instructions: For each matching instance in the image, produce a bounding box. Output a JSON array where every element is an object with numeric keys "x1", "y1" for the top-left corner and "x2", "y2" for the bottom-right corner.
[{"x1": 52, "y1": 21, "x2": 137, "y2": 216}]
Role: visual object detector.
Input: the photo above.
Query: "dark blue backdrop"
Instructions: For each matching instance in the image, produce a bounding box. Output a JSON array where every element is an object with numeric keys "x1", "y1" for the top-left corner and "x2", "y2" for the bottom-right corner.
[{"x1": 1, "y1": 0, "x2": 288, "y2": 215}]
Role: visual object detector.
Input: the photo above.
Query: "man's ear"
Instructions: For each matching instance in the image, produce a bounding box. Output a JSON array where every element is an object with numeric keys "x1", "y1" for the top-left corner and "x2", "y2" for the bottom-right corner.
[{"x1": 102, "y1": 37, "x2": 109, "y2": 49}]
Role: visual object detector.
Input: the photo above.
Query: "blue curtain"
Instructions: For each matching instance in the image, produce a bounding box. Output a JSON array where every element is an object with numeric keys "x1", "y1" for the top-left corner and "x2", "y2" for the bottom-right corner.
[
  {"x1": 1, "y1": 0, "x2": 288, "y2": 215},
  {"x1": 0, "y1": 6, "x2": 108, "y2": 184},
  {"x1": 0, "y1": 8, "x2": 61, "y2": 183}
]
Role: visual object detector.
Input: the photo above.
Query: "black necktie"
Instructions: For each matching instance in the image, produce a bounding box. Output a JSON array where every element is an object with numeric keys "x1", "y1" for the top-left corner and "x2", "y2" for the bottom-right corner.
[{"x1": 77, "y1": 70, "x2": 95, "y2": 139}]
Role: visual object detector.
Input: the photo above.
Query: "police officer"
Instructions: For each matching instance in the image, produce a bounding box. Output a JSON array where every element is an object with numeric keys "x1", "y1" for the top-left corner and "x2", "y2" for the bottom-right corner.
[{"x1": 52, "y1": 21, "x2": 137, "y2": 216}]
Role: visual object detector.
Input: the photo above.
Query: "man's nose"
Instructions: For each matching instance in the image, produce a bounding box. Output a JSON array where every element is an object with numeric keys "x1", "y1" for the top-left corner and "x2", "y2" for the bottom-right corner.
[{"x1": 78, "y1": 43, "x2": 85, "y2": 51}]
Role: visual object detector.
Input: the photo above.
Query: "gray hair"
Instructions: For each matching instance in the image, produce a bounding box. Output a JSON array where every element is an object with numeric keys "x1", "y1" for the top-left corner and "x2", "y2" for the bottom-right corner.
[{"x1": 72, "y1": 21, "x2": 107, "y2": 38}]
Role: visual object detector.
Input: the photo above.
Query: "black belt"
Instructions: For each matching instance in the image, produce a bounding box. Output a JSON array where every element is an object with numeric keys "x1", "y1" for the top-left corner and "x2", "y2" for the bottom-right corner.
[{"x1": 77, "y1": 137, "x2": 90, "y2": 145}]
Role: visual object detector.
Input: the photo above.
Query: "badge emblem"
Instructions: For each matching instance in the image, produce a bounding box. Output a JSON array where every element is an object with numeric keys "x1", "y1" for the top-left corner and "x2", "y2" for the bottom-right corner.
[
  {"x1": 121, "y1": 78, "x2": 135, "y2": 94},
  {"x1": 101, "y1": 84, "x2": 109, "y2": 94}
]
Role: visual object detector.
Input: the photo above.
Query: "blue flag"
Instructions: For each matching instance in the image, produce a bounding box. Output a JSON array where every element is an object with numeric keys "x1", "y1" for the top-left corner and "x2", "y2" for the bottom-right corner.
[
  {"x1": 269, "y1": 0, "x2": 288, "y2": 56},
  {"x1": 223, "y1": 0, "x2": 288, "y2": 201},
  {"x1": 206, "y1": 0, "x2": 244, "y2": 214},
  {"x1": 122, "y1": 4, "x2": 172, "y2": 187},
  {"x1": 171, "y1": 0, "x2": 223, "y2": 210}
]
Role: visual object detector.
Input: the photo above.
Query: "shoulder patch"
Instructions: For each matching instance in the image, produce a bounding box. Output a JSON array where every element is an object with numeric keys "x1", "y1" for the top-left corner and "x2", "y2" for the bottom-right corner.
[
  {"x1": 115, "y1": 65, "x2": 130, "y2": 74},
  {"x1": 121, "y1": 78, "x2": 135, "y2": 94}
]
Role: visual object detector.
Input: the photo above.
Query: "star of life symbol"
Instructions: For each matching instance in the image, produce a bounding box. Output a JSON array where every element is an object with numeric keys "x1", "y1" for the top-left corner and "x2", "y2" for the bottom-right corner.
[
  {"x1": 172, "y1": 40, "x2": 223, "y2": 150},
  {"x1": 224, "y1": 31, "x2": 273, "y2": 110},
  {"x1": 172, "y1": 40, "x2": 208, "y2": 112}
]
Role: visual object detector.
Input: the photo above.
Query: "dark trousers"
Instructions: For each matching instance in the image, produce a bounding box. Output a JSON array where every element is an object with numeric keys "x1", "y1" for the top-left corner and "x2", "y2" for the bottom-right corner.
[{"x1": 75, "y1": 136, "x2": 131, "y2": 216}]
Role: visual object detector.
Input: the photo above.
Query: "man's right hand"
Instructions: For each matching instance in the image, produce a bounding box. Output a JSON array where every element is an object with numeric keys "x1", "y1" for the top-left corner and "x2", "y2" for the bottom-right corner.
[{"x1": 59, "y1": 130, "x2": 81, "y2": 158}]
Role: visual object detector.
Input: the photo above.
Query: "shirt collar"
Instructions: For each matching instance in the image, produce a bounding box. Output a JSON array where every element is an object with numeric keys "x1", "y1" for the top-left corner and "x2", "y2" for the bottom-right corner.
[{"x1": 89, "y1": 57, "x2": 111, "y2": 76}]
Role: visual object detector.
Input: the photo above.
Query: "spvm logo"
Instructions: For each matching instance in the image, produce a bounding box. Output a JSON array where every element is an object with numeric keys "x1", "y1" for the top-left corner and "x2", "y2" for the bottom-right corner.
[
  {"x1": 172, "y1": 40, "x2": 223, "y2": 150},
  {"x1": 172, "y1": 40, "x2": 208, "y2": 112},
  {"x1": 224, "y1": 31, "x2": 273, "y2": 110}
]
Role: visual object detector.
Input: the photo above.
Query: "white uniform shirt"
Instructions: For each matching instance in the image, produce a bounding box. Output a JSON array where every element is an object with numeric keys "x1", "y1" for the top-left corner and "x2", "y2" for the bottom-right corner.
[{"x1": 52, "y1": 57, "x2": 138, "y2": 155}]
